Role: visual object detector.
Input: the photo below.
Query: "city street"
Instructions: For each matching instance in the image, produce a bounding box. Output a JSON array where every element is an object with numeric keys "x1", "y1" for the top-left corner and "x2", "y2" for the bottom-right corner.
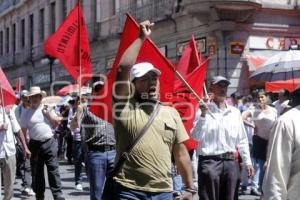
[{"x1": 1, "y1": 160, "x2": 260, "y2": 200}]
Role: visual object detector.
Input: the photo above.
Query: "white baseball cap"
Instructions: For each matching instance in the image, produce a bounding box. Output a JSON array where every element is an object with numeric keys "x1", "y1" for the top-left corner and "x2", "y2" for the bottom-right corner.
[{"x1": 130, "y1": 62, "x2": 161, "y2": 81}]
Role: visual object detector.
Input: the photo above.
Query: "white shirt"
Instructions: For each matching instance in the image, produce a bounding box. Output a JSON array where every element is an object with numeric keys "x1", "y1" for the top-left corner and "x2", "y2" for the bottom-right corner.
[
  {"x1": 249, "y1": 106, "x2": 277, "y2": 140},
  {"x1": 192, "y1": 101, "x2": 252, "y2": 166},
  {"x1": 262, "y1": 105, "x2": 300, "y2": 200},
  {"x1": 273, "y1": 99, "x2": 289, "y2": 115},
  {"x1": 20, "y1": 105, "x2": 54, "y2": 141},
  {"x1": 0, "y1": 108, "x2": 21, "y2": 158}
]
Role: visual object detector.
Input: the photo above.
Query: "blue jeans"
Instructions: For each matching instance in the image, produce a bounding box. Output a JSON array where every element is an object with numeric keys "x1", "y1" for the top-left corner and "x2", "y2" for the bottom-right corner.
[
  {"x1": 86, "y1": 150, "x2": 116, "y2": 200},
  {"x1": 171, "y1": 164, "x2": 183, "y2": 193},
  {"x1": 73, "y1": 141, "x2": 84, "y2": 185},
  {"x1": 251, "y1": 158, "x2": 265, "y2": 190},
  {"x1": 114, "y1": 182, "x2": 173, "y2": 200}
]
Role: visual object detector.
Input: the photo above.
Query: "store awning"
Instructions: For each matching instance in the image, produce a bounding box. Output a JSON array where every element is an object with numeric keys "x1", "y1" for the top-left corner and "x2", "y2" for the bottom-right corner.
[{"x1": 265, "y1": 78, "x2": 300, "y2": 92}]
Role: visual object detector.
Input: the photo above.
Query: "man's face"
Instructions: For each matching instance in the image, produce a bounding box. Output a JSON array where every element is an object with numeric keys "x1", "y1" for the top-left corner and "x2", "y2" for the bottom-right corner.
[
  {"x1": 21, "y1": 96, "x2": 30, "y2": 107},
  {"x1": 29, "y1": 94, "x2": 42, "y2": 108},
  {"x1": 134, "y1": 71, "x2": 160, "y2": 101},
  {"x1": 210, "y1": 81, "x2": 228, "y2": 102}
]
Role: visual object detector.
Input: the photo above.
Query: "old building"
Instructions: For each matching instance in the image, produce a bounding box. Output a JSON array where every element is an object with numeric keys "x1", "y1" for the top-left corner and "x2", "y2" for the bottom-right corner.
[{"x1": 1, "y1": 0, "x2": 300, "y2": 95}]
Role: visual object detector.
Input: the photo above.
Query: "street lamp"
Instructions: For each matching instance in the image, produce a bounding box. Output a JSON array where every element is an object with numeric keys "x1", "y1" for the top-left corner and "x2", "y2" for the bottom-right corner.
[{"x1": 41, "y1": 56, "x2": 59, "y2": 85}]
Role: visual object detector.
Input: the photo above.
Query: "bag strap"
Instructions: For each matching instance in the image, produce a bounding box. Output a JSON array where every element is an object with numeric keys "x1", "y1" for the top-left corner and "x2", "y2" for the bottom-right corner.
[{"x1": 112, "y1": 102, "x2": 161, "y2": 174}]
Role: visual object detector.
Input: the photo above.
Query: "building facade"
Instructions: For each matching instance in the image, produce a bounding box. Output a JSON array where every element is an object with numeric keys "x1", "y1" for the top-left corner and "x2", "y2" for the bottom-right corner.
[{"x1": 1, "y1": 0, "x2": 300, "y2": 95}]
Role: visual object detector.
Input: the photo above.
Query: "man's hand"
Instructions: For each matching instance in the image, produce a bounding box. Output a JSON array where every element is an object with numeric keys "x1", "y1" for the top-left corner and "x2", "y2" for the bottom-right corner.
[
  {"x1": 247, "y1": 165, "x2": 255, "y2": 177},
  {"x1": 0, "y1": 123, "x2": 8, "y2": 131},
  {"x1": 139, "y1": 20, "x2": 154, "y2": 38},
  {"x1": 181, "y1": 191, "x2": 193, "y2": 200},
  {"x1": 24, "y1": 147, "x2": 31, "y2": 159},
  {"x1": 199, "y1": 101, "x2": 208, "y2": 117}
]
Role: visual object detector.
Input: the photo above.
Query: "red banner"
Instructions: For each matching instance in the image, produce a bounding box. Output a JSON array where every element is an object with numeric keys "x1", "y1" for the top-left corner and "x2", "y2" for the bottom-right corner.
[{"x1": 44, "y1": 3, "x2": 92, "y2": 85}]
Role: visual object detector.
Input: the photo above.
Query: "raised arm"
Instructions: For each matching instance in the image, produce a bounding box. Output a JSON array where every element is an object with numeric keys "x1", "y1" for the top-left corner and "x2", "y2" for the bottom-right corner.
[{"x1": 114, "y1": 20, "x2": 154, "y2": 99}]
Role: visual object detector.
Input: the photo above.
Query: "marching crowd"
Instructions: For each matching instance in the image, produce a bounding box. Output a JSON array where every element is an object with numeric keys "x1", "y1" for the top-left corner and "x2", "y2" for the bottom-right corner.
[{"x1": 0, "y1": 20, "x2": 300, "y2": 200}]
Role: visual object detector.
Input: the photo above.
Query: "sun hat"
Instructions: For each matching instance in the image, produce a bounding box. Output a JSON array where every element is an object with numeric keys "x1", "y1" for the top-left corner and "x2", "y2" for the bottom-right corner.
[
  {"x1": 27, "y1": 86, "x2": 46, "y2": 97},
  {"x1": 130, "y1": 62, "x2": 161, "y2": 81}
]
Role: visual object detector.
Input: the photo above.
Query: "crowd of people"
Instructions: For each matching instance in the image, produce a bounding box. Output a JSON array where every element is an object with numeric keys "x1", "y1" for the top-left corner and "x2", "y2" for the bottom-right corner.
[{"x1": 0, "y1": 20, "x2": 300, "y2": 200}]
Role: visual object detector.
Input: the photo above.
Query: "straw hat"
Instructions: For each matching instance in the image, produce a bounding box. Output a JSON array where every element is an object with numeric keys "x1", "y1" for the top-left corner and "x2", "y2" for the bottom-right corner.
[{"x1": 27, "y1": 86, "x2": 47, "y2": 97}]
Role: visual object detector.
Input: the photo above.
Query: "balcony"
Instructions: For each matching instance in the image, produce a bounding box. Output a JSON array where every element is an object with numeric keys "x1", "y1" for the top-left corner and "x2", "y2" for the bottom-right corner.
[
  {"x1": 117, "y1": 0, "x2": 175, "y2": 32},
  {"x1": 183, "y1": 0, "x2": 261, "y2": 22},
  {"x1": 0, "y1": 0, "x2": 21, "y2": 15}
]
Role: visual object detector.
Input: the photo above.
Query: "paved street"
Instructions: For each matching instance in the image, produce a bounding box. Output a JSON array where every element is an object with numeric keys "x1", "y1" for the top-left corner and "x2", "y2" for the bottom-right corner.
[
  {"x1": 1, "y1": 160, "x2": 260, "y2": 200},
  {"x1": 6, "y1": 161, "x2": 90, "y2": 200}
]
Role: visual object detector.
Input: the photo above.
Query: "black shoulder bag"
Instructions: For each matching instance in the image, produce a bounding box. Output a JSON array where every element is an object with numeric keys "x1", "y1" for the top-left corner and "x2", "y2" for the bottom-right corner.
[{"x1": 102, "y1": 102, "x2": 160, "y2": 200}]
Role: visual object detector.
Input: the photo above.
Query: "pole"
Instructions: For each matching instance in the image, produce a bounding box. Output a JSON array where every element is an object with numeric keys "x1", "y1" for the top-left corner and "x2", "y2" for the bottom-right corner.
[
  {"x1": 174, "y1": 70, "x2": 215, "y2": 118},
  {"x1": 0, "y1": 85, "x2": 5, "y2": 124},
  {"x1": 50, "y1": 59, "x2": 53, "y2": 86},
  {"x1": 78, "y1": 0, "x2": 82, "y2": 102}
]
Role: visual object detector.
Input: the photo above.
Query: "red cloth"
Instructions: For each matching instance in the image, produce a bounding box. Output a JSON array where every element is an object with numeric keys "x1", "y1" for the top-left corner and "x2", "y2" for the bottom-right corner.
[
  {"x1": 44, "y1": 3, "x2": 91, "y2": 85},
  {"x1": 176, "y1": 35, "x2": 201, "y2": 77},
  {"x1": 136, "y1": 38, "x2": 176, "y2": 103},
  {"x1": 0, "y1": 67, "x2": 16, "y2": 108},
  {"x1": 173, "y1": 59, "x2": 209, "y2": 151},
  {"x1": 89, "y1": 14, "x2": 140, "y2": 122},
  {"x1": 265, "y1": 78, "x2": 300, "y2": 92},
  {"x1": 15, "y1": 77, "x2": 21, "y2": 94}
]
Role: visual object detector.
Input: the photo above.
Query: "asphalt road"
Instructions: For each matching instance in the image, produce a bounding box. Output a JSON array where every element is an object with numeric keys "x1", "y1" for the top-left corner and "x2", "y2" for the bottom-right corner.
[{"x1": 1, "y1": 160, "x2": 260, "y2": 200}]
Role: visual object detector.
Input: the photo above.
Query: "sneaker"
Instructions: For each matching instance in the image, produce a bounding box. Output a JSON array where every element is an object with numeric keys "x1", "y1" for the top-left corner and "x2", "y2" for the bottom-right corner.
[
  {"x1": 22, "y1": 187, "x2": 35, "y2": 196},
  {"x1": 250, "y1": 188, "x2": 261, "y2": 196},
  {"x1": 75, "y1": 184, "x2": 83, "y2": 191}
]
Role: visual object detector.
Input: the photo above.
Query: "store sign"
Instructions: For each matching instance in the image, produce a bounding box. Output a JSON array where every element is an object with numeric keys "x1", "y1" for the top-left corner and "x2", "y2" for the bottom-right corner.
[
  {"x1": 230, "y1": 42, "x2": 244, "y2": 55},
  {"x1": 177, "y1": 37, "x2": 206, "y2": 56},
  {"x1": 249, "y1": 36, "x2": 300, "y2": 50},
  {"x1": 33, "y1": 72, "x2": 49, "y2": 84}
]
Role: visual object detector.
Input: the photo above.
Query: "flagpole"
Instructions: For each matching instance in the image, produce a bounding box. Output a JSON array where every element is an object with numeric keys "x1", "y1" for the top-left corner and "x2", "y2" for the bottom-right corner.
[
  {"x1": 174, "y1": 70, "x2": 215, "y2": 119},
  {"x1": 0, "y1": 84, "x2": 5, "y2": 124},
  {"x1": 78, "y1": 0, "x2": 82, "y2": 102}
]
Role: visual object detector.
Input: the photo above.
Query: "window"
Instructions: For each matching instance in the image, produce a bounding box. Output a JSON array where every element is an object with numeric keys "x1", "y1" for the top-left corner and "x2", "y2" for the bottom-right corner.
[
  {"x1": 50, "y1": 2, "x2": 56, "y2": 33},
  {"x1": 21, "y1": 19, "x2": 25, "y2": 48},
  {"x1": 29, "y1": 14, "x2": 34, "y2": 47},
  {"x1": 96, "y1": 0, "x2": 101, "y2": 22},
  {"x1": 62, "y1": 0, "x2": 67, "y2": 19},
  {"x1": 5, "y1": 27, "x2": 9, "y2": 54},
  {"x1": 0, "y1": 31, "x2": 3, "y2": 56},
  {"x1": 112, "y1": 0, "x2": 119, "y2": 15},
  {"x1": 12, "y1": 24, "x2": 16, "y2": 52},
  {"x1": 39, "y1": 9, "x2": 44, "y2": 42}
]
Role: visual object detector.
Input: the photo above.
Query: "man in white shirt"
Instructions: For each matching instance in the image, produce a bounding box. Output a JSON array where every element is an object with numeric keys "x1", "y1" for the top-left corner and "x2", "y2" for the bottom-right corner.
[
  {"x1": 272, "y1": 89, "x2": 289, "y2": 115},
  {"x1": 20, "y1": 86, "x2": 64, "y2": 200},
  {"x1": 263, "y1": 88, "x2": 300, "y2": 200},
  {"x1": 0, "y1": 102, "x2": 30, "y2": 200},
  {"x1": 192, "y1": 76, "x2": 254, "y2": 200}
]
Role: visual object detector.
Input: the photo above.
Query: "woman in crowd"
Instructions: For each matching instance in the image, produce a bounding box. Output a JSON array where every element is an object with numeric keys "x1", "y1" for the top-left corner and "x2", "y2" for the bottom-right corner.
[{"x1": 242, "y1": 89, "x2": 277, "y2": 196}]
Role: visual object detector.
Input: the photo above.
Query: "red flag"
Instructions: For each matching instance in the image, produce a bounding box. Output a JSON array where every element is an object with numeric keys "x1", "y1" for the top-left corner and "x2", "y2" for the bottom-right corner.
[
  {"x1": 173, "y1": 59, "x2": 209, "y2": 151},
  {"x1": 176, "y1": 35, "x2": 201, "y2": 77},
  {"x1": 136, "y1": 38, "x2": 175, "y2": 103},
  {"x1": 44, "y1": 3, "x2": 92, "y2": 85},
  {"x1": 16, "y1": 77, "x2": 21, "y2": 93},
  {"x1": 89, "y1": 14, "x2": 140, "y2": 122},
  {"x1": 0, "y1": 67, "x2": 16, "y2": 108}
]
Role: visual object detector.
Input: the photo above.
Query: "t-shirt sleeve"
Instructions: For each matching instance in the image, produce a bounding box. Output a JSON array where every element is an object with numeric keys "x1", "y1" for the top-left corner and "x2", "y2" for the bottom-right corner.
[
  {"x1": 19, "y1": 109, "x2": 27, "y2": 129},
  {"x1": 172, "y1": 108, "x2": 189, "y2": 144}
]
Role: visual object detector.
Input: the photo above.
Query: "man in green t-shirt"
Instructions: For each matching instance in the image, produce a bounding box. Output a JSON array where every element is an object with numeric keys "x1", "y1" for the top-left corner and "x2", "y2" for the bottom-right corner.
[{"x1": 112, "y1": 20, "x2": 194, "y2": 200}]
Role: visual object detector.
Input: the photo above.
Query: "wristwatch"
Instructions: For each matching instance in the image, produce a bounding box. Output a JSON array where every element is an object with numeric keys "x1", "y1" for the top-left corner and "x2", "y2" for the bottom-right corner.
[{"x1": 183, "y1": 187, "x2": 197, "y2": 194}]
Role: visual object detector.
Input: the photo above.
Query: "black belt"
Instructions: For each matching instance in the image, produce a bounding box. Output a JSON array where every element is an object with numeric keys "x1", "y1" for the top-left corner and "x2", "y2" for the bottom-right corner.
[
  {"x1": 88, "y1": 145, "x2": 115, "y2": 152},
  {"x1": 199, "y1": 152, "x2": 235, "y2": 161}
]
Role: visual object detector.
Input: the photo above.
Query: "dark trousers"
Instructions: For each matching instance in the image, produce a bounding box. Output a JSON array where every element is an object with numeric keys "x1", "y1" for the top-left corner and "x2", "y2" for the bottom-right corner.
[
  {"x1": 198, "y1": 157, "x2": 240, "y2": 200},
  {"x1": 20, "y1": 158, "x2": 32, "y2": 188},
  {"x1": 73, "y1": 141, "x2": 84, "y2": 185},
  {"x1": 29, "y1": 137, "x2": 63, "y2": 200}
]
